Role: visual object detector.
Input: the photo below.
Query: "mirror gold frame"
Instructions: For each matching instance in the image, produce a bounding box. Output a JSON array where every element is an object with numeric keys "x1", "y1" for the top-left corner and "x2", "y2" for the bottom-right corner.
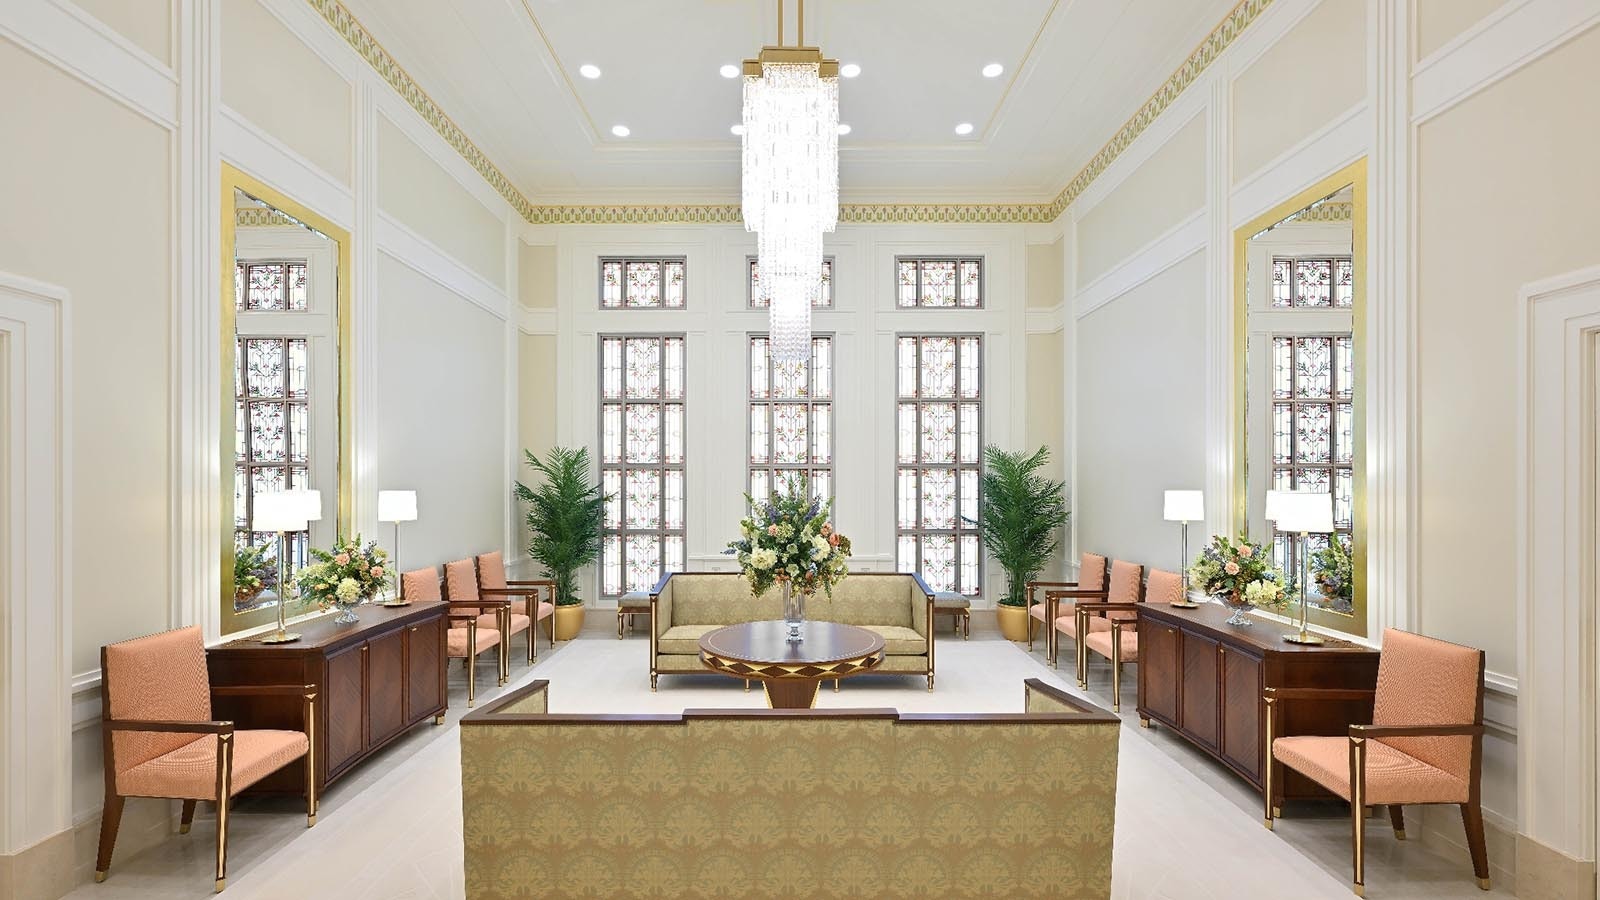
[
  {"x1": 219, "y1": 163, "x2": 354, "y2": 636},
  {"x1": 1232, "y1": 158, "x2": 1367, "y2": 637}
]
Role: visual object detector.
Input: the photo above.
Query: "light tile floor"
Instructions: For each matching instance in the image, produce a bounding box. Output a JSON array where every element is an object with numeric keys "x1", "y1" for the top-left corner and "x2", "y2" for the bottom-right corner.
[{"x1": 71, "y1": 629, "x2": 1514, "y2": 899}]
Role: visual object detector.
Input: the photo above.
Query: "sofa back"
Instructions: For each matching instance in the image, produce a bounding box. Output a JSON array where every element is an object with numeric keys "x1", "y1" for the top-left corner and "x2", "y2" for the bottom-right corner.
[
  {"x1": 662, "y1": 573, "x2": 919, "y2": 630},
  {"x1": 461, "y1": 679, "x2": 1120, "y2": 899}
]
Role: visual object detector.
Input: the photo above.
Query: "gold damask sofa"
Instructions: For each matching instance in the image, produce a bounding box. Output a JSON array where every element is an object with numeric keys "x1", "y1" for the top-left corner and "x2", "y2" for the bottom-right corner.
[
  {"x1": 648, "y1": 572, "x2": 936, "y2": 689},
  {"x1": 460, "y1": 679, "x2": 1120, "y2": 899}
]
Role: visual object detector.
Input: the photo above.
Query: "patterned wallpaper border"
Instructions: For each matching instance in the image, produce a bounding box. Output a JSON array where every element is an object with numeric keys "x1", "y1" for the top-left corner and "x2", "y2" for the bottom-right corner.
[{"x1": 307, "y1": 0, "x2": 1270, "y2": 226}]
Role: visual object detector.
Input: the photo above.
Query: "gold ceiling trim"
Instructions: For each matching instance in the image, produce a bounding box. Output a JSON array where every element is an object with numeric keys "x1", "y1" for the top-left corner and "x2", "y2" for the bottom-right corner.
[{"x1": 308, "y1": 0, "x2": 1270, "y2": 227}]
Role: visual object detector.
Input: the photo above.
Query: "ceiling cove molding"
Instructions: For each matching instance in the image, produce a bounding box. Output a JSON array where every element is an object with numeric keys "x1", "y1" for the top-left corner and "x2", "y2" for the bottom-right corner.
[{"x1": 304, "y1": 0, "x2": 1270, "y2": 226}]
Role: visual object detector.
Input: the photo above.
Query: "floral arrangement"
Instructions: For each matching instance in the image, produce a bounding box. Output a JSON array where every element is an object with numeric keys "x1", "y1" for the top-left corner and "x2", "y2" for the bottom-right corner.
[
  {"x1": 232, "y1": 542, "x2": 278, "y2": 606},
  {"x1": 726, "y1": 480, "x2": 852, "y2": 598},
  {"x1": 296, "y1": 535, "x2": 391, "y2": 610},
  {"x1": 1310, "y1": 534, "x2": 1354, "y2": 612},
  {"x1": 1187, "y1": 533, "x2": 1292, "y2": 612}
]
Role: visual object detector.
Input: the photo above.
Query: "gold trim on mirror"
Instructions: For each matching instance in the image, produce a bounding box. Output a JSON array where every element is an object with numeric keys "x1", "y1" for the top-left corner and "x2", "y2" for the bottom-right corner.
[
  {"x1": 1232, "y1": 158, "x2": 1367, "y2": 637},
  {"x1": 220, "y1": 164, "x2": 354, "y2": 637}
]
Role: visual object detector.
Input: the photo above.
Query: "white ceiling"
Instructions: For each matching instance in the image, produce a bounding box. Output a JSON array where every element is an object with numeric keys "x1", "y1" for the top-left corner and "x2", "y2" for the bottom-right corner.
[{"x1": 338, "y1": 0, "x2": 1237, "y2": 204}]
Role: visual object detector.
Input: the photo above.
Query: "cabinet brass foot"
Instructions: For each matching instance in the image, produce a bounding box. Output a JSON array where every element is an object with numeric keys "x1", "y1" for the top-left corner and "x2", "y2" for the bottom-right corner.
[
  {"x1": 95, "y1": 872, "x2": 107, "y2": 884},
  {"x1": 434, "y1": 714, "x2": 445, "y2": 725}
]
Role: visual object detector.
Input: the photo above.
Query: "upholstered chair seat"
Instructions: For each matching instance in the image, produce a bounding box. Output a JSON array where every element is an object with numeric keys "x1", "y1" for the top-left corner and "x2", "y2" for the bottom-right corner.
[
  {"x1": 118, "y1": 730, "x2": 308, "y2": 801},
  {"x1": 1271, "y1": 736, "x2": 1468, "y2": 805},
  {"x1": 447, "y1": 623, "x2": 503, "y2": 659},
  {"x1": 1052, "y1": 613, "x2": 1112, "y2": 640},
  {"x1": 1076, "y1": 565, "x2": 1170, "y2": 711},
  {"x1": 403, "y1": 566, "x2": 503, "y2": 706},
  {"x1": 446, "y1": 559, "x2": 513, "y2": 685},
  {"x1": 1067, "y1": 559, "x2": 1145, "y2": 688},
  {"x1": 1082, "y1": 626, "x2": 1139, "y2": 663},
  {"x1": 1027, "y1": 552, "x2": 1108, "y2": 664}
]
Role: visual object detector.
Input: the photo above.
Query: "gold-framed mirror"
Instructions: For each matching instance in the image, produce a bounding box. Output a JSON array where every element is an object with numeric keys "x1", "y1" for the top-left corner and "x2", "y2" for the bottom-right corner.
[
  {"x1": 220, "y1": 164, "x2": 353, "y2": 636},
  {"x1": 1234, "y1": 159, "x2": 1367, "y2": 637}
]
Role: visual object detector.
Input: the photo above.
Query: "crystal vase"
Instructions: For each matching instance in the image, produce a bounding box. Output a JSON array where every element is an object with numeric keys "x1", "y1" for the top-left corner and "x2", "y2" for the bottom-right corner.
[
  {"x1": 333, "y1": 598, "x2": 362, "y2": 625},
  {"x1": 1221, "y1": 591, "x2": 1253, "y2": 626},
  {"x1": 782, "y1": 580, "x2": 806, "y2": 642}
]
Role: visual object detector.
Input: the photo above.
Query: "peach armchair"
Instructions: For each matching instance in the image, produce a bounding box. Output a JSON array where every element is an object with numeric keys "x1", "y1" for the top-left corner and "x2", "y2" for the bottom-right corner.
[
  {"x1": 1264, "y1": 629, "x2": 1489, "y2": 896},
  {"x1": 1078, "y1": 567, "x2": 1178, "y2": 711},
  {"x1": 1025, "y1": 551, "x2": 1107, "y2": 664},
  {"x1": 475, "y1": 550, "x2": 555, "y2": 664},
  {"x1": 96, "y1": 626, "x2": 314, "y2": 893},
  {"x1": 445, "y1": 559, "x2": 518, "y2": 684},
  {"x1": 1057, "y1": 559, "x2": 1142, "y2": 680},
  {"x1": 403, "y1": 567, "x2": 503, "y2": 706}
]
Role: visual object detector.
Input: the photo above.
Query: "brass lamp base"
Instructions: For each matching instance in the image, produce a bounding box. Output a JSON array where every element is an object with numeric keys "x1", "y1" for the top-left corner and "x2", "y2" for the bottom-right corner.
[
  {"x1": 259, "y1": 629, "x2": 301, "y2": 644},
  {"x1": 1283, "y1": 630, "x2": 1325, "y2": 645},
  {"x1": 1169, "y1": 601, "x2": 1200, "y2": 608}
]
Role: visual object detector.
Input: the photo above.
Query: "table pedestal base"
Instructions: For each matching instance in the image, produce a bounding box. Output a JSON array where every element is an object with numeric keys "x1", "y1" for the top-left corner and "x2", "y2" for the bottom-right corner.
[{"x1": 762, "y1": 679, "x2": 822, "y2": 709}]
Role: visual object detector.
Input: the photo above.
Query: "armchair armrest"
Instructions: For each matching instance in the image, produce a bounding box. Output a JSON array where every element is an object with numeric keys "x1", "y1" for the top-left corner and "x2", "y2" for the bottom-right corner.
[
  {"x1": 210, "y1": 684, "x2": 315, "y2": 698},
  {"x1": 1074, "y1": 601, "x2": 1142, "y2": 612},
  {"x1": 504, "y1": 578, "x2": 554, "y2": 589},
  {"x1": 478, "y1": 586, "x2": 541, "y2": 598},
  {"x1": 1044, "y1": 588, "x2": 1109, "y2": 599},
  {"x1": 1350, "y1": 723, "x2": 1483, "y2": 739},
  {"x1": 449, "y1": 598, "x2": 510, "y2": 609},
  {"x1": 106, "y1": 718, "x2": 234, "y2": 735},
  {"x1": 1263, "y1": 686, "x2": 1377, "y2": 703}
]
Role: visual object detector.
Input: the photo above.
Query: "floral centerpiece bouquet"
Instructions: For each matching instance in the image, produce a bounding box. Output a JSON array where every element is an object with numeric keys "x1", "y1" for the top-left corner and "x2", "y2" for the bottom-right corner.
[
  {"x1": 1310, "y1": 534, "x2": 1354, "y2": 613},
  {"x1": 232, "y1": 542, "x2": 278, "y2": 609},
  {"x1": 1187, "y1": 533, "x2": 1292, "y2": 626},
  {"x1": 726, "y1": 479, "x2": 851, "y2": 639},
  {"x1": 296, "y1": 535, "x2": 391, "y2": 624}
]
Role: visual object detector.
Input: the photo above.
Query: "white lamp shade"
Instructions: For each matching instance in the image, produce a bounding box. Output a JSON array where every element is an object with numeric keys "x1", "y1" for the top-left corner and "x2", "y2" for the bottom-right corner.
[
  {"x1": 377, "y1": 490, "x2": 418, "y2": 523},
  {"x1": 1162, "y1": 490, "x2": 1204, "y2": 522},
  {"x1": 253, "y1": 491, "x2": 309, "y2": 532},
  {"x1": 1264, "y1": 489, "x2": 1293, "y2": 523},
  {"x1": 1273, "y1": 491, "x2": 1334, "y2": 534},
  {"x1": 288, "y1": 488, "x2": 323, "y2": 523}
]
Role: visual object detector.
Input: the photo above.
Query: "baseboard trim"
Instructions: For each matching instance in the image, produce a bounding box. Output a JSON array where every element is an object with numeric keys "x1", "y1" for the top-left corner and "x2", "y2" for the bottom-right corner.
[
  {"x1": 1515, "y1": 833, "x2": 1597, "y2": 899},
  {"x1": 1416, "y1": 805, "x2": 1517, "y2": 892},
  {"x1": 0, "y1": 827, "x2": 75, "y2": 900},
  {"x1": 69, "y1": 799, "x2": 172, "y2": 891}
]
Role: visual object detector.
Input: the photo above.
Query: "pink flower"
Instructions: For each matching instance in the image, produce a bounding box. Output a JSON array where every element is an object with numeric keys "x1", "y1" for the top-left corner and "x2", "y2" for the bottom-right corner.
[
  {"x1": 1239, "y1": 545, "x2": 1254, "y2": 558},
  {"x1": 370, "y1": 566, "x2": 384, "y2": 577},
  {"x1": 1224, "y1": 561, "x2": 1241, "y2": 575},
  {"x1": 829, "y1": 534, "x2": 840, "y2": 547},
  {"x1": 334, "y1": 553, "x2": 350, "y2": 566},
  {"x1": 767, "y1": 525, "x2": 779, "y2": 536},
  {"x1": 820, "y1": 523, "x2": 833, "y2": 536}
]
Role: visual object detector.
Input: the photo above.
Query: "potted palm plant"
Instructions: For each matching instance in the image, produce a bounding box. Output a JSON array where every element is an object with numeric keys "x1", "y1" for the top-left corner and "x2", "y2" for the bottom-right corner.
[
  {"x1": 976, "y1": 445, "x2": 1070, "y2": 642},
  {"x1": 514, "y1": 446, "x2": 607, "y2": 641}
]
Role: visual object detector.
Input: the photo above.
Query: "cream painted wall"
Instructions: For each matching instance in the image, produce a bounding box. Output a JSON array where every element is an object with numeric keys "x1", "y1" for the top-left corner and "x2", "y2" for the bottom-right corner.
[
  {"x1": 1076, "y1": 115, "x2": 1206, "y2": 287},
  {"x1": 1026, "y1": 238, "x2": 1063, "y2": 309},
  {"x1": 377, "y1": 114, "x2": 506, "y2": 289},
  {"x1": 72, "y1": 0, "x2": 171, "y2": 65},
  {"x1": 0, "y1": 41, "x2": 172, "y2": 675},
  {"x1": 1074, "y1": 252, "x2": 1206, "y2": 572},
  {"x1": 1415, "y1": 25, "x2": 1600, "y2": 674},
  {"x1": 221, "y1": 0, "x2": 352, "y2": 184},
  {"x1": 515, "y1": 333, "x2": 558, "y2": 560},
  {"x1": 374, "y1": 253, "x2": 507, "y2": 569},
  {"x1": 1231, "y1": 0, "x2": 1365, "y2": 180},
  {"x1": 1415, "y1": 0, "x2": 1505, "y2": 59},
  {"x1": 520, "y1": 242, "x2": 556, "y2": 309}
]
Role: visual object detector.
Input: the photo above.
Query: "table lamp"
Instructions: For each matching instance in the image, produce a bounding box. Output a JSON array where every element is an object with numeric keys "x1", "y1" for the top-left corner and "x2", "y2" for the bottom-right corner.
[
  {"x1": 254, "y1": 491, "x2": 310, "y2": 644},
  {"x1": 1163, "y1": 490, "x2": 1204, "y2": 607},
  {"x1": 1274, "y1": 491, "x2": 1334, "y2": 645},
  {"x1": 378, "y1": 490, "x2": 417, "y2": 604}
]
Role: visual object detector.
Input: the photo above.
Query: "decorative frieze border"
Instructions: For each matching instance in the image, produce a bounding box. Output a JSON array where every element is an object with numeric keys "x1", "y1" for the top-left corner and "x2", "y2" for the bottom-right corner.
[{"x1": 306, "y1": 0, "x2": 1269, "y2": 226}]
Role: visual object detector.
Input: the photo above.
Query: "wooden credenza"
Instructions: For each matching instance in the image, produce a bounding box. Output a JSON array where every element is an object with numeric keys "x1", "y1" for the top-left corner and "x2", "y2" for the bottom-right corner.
[
  {"x1": 1136, "y1": 602, "x2": 1380, "y2": 800},
  {"x1": 208, "y1": 601, "x2": 449, "y2": 794}
]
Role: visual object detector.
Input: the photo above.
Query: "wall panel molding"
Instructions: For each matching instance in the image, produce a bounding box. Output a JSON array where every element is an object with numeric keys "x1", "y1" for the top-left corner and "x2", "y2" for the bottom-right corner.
[
  {"x1": 1073, "y1": 213, "x2": 1206, "y2": 319},
  {"x1": 1412, "y1": 0, "x2": 1600, "y2": 125},
  {"x1": 374, "y1": 214, "x2": 510, "y2": 322},
  {"x1": 0, "y1": 0, "x2": 179, "y2": 130}
]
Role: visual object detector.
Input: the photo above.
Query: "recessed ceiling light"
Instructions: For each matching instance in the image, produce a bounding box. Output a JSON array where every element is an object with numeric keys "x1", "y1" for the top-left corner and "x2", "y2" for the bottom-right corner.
[
  {"x1": 611, "y1": 124, "x2": 631, "y2": 138},
  {"x1": 579, "y1": 64, "x2": 602, "y2": 79},
  {"x1": 981, "y1": 62, "x2": 1004, "y2": 78},
  {"x1": 719, "y1": 64, "x2": 739, "y2": 79},
  {"x1": 836, "y1": 124, "x2": 851, "y2": 136},
  {"x1": 840, "y1": 63, "x2": 861, "y2": 78},
  {"x1": 954, "y1": 122, "x2": 974, "y2": 136},
  {"x1": 731, "y1": 124, "x2": 746, "y2": 136}
]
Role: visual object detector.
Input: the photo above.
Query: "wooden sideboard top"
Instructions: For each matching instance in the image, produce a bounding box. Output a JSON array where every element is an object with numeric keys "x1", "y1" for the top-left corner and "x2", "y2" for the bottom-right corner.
[
  {"x1": 1139, "y1": 601, "x2": 1378, "y2": 656},
  {"x1": 213, "y1": 600, "x2": 448, "y2": 654}
]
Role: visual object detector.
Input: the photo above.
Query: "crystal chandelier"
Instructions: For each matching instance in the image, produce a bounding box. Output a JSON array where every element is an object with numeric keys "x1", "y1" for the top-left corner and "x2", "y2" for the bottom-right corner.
[{"x1": 741, "y1": 0, "x2": 838, "y2": 362}]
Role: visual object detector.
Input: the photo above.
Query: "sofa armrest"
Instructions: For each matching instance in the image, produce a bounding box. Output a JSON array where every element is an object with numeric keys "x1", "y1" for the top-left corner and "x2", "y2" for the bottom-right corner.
[
  {"x1": 651, "y1": 576, "x2": 674, "y2": 640},
  {"x1": 909, "y1": 584, "x2": 930, "y2": 639}
]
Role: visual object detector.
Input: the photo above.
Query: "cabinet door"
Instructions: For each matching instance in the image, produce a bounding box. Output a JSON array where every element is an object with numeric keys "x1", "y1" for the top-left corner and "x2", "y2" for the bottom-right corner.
[
  {"x1": 324, "y1": 643, "x2": 367, "y2": 775},
  {"x1": 1179, "y1": 630, "x2": 1220, "y2": 750},
  {"x1": 366, "y1": 628, "x2": 407, "y2": 746},
  {"x1": 1219, "y1": 648, "x2": 1264, "y2": 783},
  {"x1": 1138, "y1": 619, "x2": 1181, "y2": 724},
  {"x1": 406, "y1": 616, "x2": 445, "y2": 723}
]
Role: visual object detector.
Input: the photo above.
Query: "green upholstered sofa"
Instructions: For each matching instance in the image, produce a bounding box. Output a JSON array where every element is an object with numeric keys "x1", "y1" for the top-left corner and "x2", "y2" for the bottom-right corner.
[
  {"x1": 648, "y1": 572, "x2": 936, "y2": 690},
  {"x1": 460, "y1": 679, "x2": 1121, "y2": 899}
]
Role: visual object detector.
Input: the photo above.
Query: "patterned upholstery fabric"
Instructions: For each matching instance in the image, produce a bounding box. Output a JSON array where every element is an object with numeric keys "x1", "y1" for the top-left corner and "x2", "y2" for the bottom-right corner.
[
  {"x1": 1079, "y1": 552, "x2": 1108, "y2": 590},
  {"x1": 104, "y1": 626, "x2": 213, "y2": 772},
  {"x1": 931, "y1": 592, "x2": 969, "y2": 609},
  {"x1": 858, "y1": 625, "x2": 930, "y2": 656},
  {"x1": 445, "y1": 559, "x2": 481, "y2": 617},
  {"x1": 1084, "y1": 626, "x2": 1139, "y2": 662},
  {"x1": 1370, "y1": 628, "x2": 1480, "y2": 779},
  {"x1": 402, "y1": 567, "x2": 442, "y2": 603},
  {"x1": 512, "y1": 599, "x2": 555, "y2": 622},
  {"x1": 1054, "y1": 614, "x2": 1111, "y2": 640},
  {"x1": 1144, "y1": 569, "x2": 1184, "y2": 605},
  {"x1": 117, "y1": 729, "x2": 308, "y2": 801},
  {"x1": 1105, "y1": 560, "x2": 1142, "y2": 622},
  {"x1": 657, "y1": 624, "x2": 726, "y2": 655},
  {"x1": 1272, "y1": 735, "x2": 1469, "y2": 805},
  {"x1": 448, "y1": 624, "x2": 501, "y2": 658},
  {"x1": 461, "y1": 685, "x2": 1119, "y2": 899},
  {"x1": 476, "y1": 551, "x2": 508, "y2": 590}
]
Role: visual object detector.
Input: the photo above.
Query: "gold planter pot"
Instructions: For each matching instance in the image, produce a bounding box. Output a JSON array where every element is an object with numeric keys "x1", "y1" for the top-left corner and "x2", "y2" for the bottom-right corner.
[
  {"x1": 545, "y1": 604, "x2": 585, "y2": 641},
  {"x1": 996, "y1": 603, "x2": 1036, "y2": 642}
]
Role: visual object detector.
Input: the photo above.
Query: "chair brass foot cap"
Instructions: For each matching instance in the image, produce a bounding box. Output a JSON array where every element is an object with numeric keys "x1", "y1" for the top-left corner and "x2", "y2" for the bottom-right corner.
[
  {"x1": 1273, "y1": 806, "x2": 1281, "y2": 817},
  {"x1": 307, "y1": 814, "x2": 317, "y2": 827},
  {"x1": 1263, "y1": 818, "x2": 1273, "y2": 830},
  {"x1": 467, "y1": 700, "x2": 475, "y2": 708},
  {"x1": 179, "y1": 823, "x2": 191, "y2": 834},
  {"x1": 1139, "y1": 718, "x2": 1151, "y2": 728},
  {"x1": 1394, "y1": 829, "x2": 1406, "y2": 840},
  {"x1": 94, "y1": 871, "x2": 107, "y2": 883},
  {"x1": 215, "y1": 878, "x2": 227, "y2": 893},
  {"x1": 1476, "y1": 878, "x2": 1490, "y2": 891},
  {"x1": 1352, "y1": 884, "x2": 1363, "y2": 897},
  {"x1": 1112, "y1": 703, "x2": 1121, "y2": 712},
  {"x1": 434, "y1": 715, "x2": 444, "y2": 725}
]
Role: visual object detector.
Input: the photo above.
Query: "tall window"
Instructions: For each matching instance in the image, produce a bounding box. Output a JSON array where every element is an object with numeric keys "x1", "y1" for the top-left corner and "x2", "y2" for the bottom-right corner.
[
  {"x1": 600, "y1": 257, "x2": 686, "y2": 309},
  {"x1": 749, "y1": 335, "x2": 833, "y2": 502},
  {"x1": 1270, "y1": 333, "x2": 1354, "y2": 608},
  {"x1": 895, "y1": 335, "x2": 982, "y2": 594},
  {"x1": 1272, "y1": 256, "x2": 1354, "y2": 308},
  {"x1": 599, "y1": 335, "x2": 686, "y2": 597},
  {"x1": 749, "y1": 257, "x2": 833, "y2": 308},
  {"x1": 896, "y1": 257, "x2": 983, "y2": 308}
]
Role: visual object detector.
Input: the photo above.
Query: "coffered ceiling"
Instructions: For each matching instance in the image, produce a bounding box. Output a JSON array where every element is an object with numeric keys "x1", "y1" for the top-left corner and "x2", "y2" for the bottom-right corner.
[{"x1": 337, "y1": 0, "x2": 1239, "y2": 205}]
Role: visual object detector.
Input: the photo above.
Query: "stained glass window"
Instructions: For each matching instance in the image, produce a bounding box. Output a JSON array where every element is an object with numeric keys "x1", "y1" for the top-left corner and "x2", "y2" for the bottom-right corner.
[
  {"x1": 748, "y1": 257, "x2": 833, "y2": 309},
  {"x1": 600, "y1": 335, "x2": 686, "y2": 597},
  {"x1": 1271, "y1": 256, "x2": 1354, "y2": 308},
  {"x1": 599, "y1": 257, "x2": 687, "y2": 309},
  {"x1": 235, "y1": 261, "x2": 310, "y2": 311},
  {"x1": 749, "y1": 334, "x2": 833, "y2": 505},
  {"x1": 896, "y1": 334, "x2": 982, "y2": 594},
  {"x1": 1270, "y1": 333, "x2": 1355, "y2": 611},
  {"x1": 896, "y1": 257, "x2": 983, "y2": 308},
  {"x1": 234, "y1": 335, "x2": 310, "y2": 604}
]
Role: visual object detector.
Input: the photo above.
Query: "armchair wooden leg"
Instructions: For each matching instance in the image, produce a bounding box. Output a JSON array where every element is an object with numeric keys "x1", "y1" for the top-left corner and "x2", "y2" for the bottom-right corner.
[
  {"x1": 1110, "y1": 622, "x2": 1123, "y2": 712},
  {"x1": 927, "y1": 672, "x2": 935, "y2": 692},
  {"x1": 214, "y1": 734, "x2": 235, "y2": 893},
  {"x1": 467, "y1": 619, "x2": 478, "y2": 707},
  {"x1": 1350, "y1": 737, "x2": 1367, "y2": 897},
  {"x1": 1461, "y1": 802, "x2": 1490, "y2": 890},
  {"x1": 833, "y1": 679, "x2": 840, "y2": 693},
  {"x1": 499, "y1": 610, "x2": 510, "y2": 685},
  {"x1": 1388, "y1": 804, "x2": 1405, "y2": 840},
  {"x1": 94, "y1": 793, "x2": 124, "y2": 881},
  {"x1": 1263, "y1": 696, "x2": 1276, "y2": 830},
  {"x1": 963, "y1": 611, "x2": 969, "y2": 639},
  {"x1": 1027, "y1": 606, "x2": 1035, "y2": 651},
  {"x1": 180, "y1": 799, "x2": 197, "y2": 835},
  {"x1": 304, "y1": 690, "x2": 318, "y2": 827}
]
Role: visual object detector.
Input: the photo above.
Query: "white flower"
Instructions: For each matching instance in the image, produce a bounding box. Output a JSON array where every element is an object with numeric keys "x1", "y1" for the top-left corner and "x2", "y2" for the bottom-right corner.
[
  {"x1": 811, "y1": 535, "x2": 831, "y2": 559},
  {"x1": 335, "y1": 578, "x2": 361, "y2": 602},
  {"x1": 750, "y1": 548, "x2": 777, "y2": 570}
]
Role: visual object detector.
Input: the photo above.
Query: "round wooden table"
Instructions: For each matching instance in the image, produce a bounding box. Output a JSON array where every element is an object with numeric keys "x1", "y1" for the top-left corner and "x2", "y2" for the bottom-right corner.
[{"x1": 698, "y1": 620, "x2": 885, "y2": 709}]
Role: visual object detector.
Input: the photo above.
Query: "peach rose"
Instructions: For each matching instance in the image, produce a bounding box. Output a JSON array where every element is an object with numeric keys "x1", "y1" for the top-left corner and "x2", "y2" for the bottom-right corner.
[
  {"x1": 767, "y1": 525, "x2": 779, "y2": 536},
  {"x1": 334, "y1": 553, "x2": 350, "y2": 566},
  {"x1": 820, "y1": 523, "x2": 833, "y2": 536},
  {"x1": 1224, "y1": 561, "x2": 1241, "y2": 575},
  {"x1": 370, "y1": 566, "x2": 384, "y2": 577},
  {"x1": 1239, "y1": 545, "x2": 1254, "y2": 558}
]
